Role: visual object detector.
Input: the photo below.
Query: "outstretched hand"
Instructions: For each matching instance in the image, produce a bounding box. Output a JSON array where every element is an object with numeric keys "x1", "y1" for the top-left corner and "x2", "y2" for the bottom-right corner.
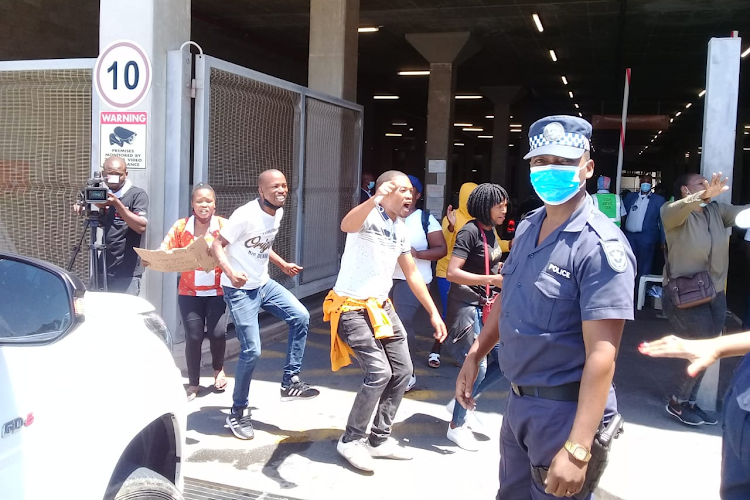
[
  {"x1": 446, "y1": 205, "x2": 457, "y2": 227},
  {"x1": 639, "y1": 335, "x2": 718, "y2": 377},
  {"x1": 700, "y1": 172, "x2": 729, "y2": 201}
]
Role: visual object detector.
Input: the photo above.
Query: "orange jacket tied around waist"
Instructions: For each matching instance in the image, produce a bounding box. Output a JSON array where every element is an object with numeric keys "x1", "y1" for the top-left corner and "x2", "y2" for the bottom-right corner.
[{"x1": 322, "y1": 290, "x2": 394, "y2": 371}]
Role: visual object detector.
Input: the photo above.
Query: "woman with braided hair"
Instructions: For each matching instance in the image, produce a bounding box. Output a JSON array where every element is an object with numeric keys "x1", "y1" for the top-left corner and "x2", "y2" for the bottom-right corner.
[{"x1": 443, "y1": 182, "x2": 510, "y2": 451}]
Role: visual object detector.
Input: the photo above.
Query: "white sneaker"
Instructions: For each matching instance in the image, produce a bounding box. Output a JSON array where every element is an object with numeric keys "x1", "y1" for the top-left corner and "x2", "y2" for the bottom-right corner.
[
  {"x1": 446, "y1": 424, "x2": 479, "y2": 451},
  {"x1": 405, "y1": 374, "x2": 416, "y2": 392},
  {"x1": 445, "y1": 399, "x2": 484, "y2": 433},
  {"x1": 366, "y1": 437, "x2": 413, "y2": 460},
  {"x1": 337, "y1": 435, "x2": 375, "y2": 472}
]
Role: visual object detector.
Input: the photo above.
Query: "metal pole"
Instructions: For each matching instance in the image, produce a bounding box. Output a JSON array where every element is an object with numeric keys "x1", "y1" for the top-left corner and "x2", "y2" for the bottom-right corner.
[{"x1": 615, "y1": 68, "x2": 631, "y2": 197}]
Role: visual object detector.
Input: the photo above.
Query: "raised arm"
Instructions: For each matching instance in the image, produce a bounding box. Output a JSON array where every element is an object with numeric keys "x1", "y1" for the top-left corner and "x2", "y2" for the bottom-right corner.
[{"x1": 341, "y1": 181, "x2": 396, "y2": 233}]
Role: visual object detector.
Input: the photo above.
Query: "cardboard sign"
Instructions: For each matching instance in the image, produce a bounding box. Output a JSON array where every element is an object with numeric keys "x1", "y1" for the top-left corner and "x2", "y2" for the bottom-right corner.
[{"x1": 135, "y1": 235, "x2": 219, "y2": 273}]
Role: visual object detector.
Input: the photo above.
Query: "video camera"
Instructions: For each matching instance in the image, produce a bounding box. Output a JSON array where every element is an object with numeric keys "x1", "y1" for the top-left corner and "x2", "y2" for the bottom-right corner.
[{"x1": 83, "y1": 171, "x2": 109, "y2": 205}]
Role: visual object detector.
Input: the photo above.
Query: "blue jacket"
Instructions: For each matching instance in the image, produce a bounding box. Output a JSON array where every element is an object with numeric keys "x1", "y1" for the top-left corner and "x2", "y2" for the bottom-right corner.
[{"x1": 623, "y1": 191, "x2": 666, "y2": 242}]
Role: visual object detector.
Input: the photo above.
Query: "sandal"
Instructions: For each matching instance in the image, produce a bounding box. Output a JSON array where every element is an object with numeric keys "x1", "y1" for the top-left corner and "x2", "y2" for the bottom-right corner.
[
  {"x1": 428, "y1": 352, "x2": 441, "y2": 369},
  {"x1": 186, "y1": 386, "x2": 199, "y2": 402},
  {"x1": 214, "y1": 370, "x2": 228, "y2": 392}
]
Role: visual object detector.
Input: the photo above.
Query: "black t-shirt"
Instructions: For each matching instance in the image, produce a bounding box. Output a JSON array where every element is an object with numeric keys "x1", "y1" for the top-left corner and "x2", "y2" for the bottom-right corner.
[
  {"x1": 452, "y1": 220, "x2": 502, "y2": 296},
  {"x1": 103, "y1": 185, "x2": 149, "y2": 279}
]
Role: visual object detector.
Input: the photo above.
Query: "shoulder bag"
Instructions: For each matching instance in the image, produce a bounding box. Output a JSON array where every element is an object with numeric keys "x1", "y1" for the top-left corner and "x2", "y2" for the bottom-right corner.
[
  {"x1": 480, "y1": 229, "x2": 499, "y2": 321},
  {"x1": 664, "y1": 211, "x2": 716, "y2": 309}
]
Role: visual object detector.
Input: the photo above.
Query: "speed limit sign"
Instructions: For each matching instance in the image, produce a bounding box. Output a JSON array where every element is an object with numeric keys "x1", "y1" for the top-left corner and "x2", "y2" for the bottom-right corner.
[{"x1": 95, "y1": 40, "x2": 152, "y2": 110}]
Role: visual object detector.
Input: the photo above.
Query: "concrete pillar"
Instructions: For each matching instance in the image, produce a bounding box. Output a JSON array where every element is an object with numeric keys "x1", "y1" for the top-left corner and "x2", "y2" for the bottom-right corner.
[
  {"x1": 700, "y1": 36, "x2": 742, "y2": 204},
  {"x1": 406, "y1": 32, "x2": 480, "y2": 218},
  {"x1": 483, "y1": 86, "x2": 523, "y2": 188},
  {"x1": 308, "y1": 0, "x2": 359, "y2": 101},
  {"x1": 99, "y1": 0, "x2": 190, "y2": 316},
  {"x1": 696, "y1": 35, "x2": 742, "y2": 412}
]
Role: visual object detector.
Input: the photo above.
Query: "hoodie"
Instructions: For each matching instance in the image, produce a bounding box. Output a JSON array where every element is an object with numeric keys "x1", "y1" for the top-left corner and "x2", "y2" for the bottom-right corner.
[{"x1": 436, "y1": 182, "x2": 478, "y2": 278}]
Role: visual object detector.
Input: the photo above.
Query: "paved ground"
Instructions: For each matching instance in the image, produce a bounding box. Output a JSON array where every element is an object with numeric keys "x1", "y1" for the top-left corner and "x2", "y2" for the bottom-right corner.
[{"x1": 177, "y1": 300, "x2": 739, "y2": 500}]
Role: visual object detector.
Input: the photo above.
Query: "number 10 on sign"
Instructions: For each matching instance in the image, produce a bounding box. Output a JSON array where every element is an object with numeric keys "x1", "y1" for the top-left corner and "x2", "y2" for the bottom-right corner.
[{"x1": 95, "y1": 40, "x2": 152, "y2": 111}]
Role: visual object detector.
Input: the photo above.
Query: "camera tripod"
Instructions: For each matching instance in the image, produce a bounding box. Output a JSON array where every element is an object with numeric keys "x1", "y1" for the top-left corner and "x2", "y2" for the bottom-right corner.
[{"x1": 67, "y1": 209, "x2": 108, "y2": 292}]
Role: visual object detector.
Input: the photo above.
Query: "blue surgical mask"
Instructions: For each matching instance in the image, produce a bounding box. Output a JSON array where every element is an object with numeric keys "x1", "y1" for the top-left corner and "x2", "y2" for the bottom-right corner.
[
  {"x1": 367, "y1": 181, "x2": 375, "y2": 190},
  {"x1": 529, "y1": 165, "x2": 583, "y2": 205},
  {"x1": 641, "y1": 182, "x2": 652, "y2": 193}
]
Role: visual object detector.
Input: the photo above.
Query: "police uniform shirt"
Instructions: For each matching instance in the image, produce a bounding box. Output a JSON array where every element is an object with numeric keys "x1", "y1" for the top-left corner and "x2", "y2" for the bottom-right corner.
[
  {"x1": 498, "y1": 194, "x2": 635, "y2": 387},
  {"x1": 104, "y1": 182, "x2": 149, "y2": 279}
]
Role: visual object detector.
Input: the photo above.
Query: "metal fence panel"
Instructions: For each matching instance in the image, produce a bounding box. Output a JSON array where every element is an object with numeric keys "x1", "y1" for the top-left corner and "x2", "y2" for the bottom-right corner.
[
  {"x1": 194, "y1": 56, "x2": 362, "y2": 297},
  {"x1": 0, "y1": 63, "x2": 95, "y2": 280}
]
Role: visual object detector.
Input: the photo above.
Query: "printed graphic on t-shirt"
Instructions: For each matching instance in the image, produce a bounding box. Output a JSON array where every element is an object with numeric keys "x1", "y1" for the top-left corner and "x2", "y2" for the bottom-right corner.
[{"x1": 243, "y1": 229, "x2": 277, "y2": 260}]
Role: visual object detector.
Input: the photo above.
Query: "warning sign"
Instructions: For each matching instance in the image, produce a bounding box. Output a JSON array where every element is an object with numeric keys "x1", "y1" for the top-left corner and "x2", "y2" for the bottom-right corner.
[{"x1": 100, "y1": 112, "x2": 147, "y2": 170}]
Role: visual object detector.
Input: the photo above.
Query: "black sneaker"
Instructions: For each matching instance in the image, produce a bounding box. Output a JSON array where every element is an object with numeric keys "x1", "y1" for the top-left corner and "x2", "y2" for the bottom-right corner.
[
  {"x1": 280, "y1": 375, "x2": 320, "y2": 402},
  {"x1": 690, "y1": 404, "x2": 718, "y2": 425},
  {"x1": 666, "y1": 401, "x2": 704, "y2": 426},
  {"x1": 226, "y1": 407, "x2": 254, "y2": 440}
]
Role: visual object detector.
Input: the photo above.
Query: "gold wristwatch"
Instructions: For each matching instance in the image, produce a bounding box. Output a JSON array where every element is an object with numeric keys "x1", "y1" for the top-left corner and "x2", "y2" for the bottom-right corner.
[{"x1": 564, "y1": 441, "x2": 592, "y2": 463}]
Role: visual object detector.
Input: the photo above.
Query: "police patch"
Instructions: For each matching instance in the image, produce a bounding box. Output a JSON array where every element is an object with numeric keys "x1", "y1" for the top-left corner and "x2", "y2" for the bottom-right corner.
[
  {"x1": 543, "y1": 122, "x2": 565, "y2": 142},
  {"x1": 602, "y1": 240, "x2": 627, "y2": 273}
]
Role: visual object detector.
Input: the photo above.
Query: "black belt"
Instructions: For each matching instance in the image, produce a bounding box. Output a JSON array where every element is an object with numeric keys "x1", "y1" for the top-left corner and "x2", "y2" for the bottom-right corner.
[{"x1": 511, "y1": 382, "x2": 580, "y2": 402}]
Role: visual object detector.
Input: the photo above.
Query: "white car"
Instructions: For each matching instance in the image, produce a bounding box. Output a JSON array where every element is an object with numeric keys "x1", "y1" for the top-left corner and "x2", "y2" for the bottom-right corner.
[{"x1": 0, "y1": 253, "x2": 187, "y2": 499}]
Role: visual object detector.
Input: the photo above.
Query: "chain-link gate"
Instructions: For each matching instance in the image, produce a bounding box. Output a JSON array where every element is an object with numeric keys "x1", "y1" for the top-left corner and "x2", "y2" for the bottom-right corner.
[
  {"x1": 0, "y1": 59, "x2": 97, "y2": 281},
  {"x1": 194, "y1": 56, "x2": 363, "y2": 298}
]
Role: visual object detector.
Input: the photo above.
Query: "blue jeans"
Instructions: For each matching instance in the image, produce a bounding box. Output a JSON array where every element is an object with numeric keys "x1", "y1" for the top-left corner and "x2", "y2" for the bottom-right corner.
[
  {"x1": 451, "y1": 307, "x2": 504, "y2": 427},
  {"x1": 437, "y1": 277, "x2": 451, "y2": 318},
  {"x1": 223, "y1": 280, "x2": 310, "y2": 409}
]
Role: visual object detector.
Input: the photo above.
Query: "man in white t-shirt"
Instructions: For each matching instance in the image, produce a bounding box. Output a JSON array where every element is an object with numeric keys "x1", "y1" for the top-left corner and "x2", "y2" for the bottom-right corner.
[
  {"x1": 324, "y1": 170, "x2": 447, "y2": 472},
  {"x1": 212, "y1": 169, "x2": 318, "y2": 441},
  {"x1": 391, "y1": 175, "x2": 447, "y2": 392}
]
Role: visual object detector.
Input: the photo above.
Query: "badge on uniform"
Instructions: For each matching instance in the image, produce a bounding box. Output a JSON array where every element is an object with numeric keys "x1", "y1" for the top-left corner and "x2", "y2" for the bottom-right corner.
[{"x1": 602, "y1": 240, "x2": 627, "y2": 273}]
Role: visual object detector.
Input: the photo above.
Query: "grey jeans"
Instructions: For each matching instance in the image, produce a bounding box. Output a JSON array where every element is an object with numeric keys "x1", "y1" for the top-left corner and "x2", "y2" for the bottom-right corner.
[
  {"x1": 337, "y1": 302, "x2": 413, "y2": 446},
  {"x1": 663, "y1": 288, "x2": 726, "y2": 402}
]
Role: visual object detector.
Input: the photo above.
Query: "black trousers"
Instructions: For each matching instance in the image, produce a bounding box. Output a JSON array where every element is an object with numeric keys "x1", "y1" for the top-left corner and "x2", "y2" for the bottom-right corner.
[{"x1": 178, "y1": 294, "x2": 228, "y2": 386}]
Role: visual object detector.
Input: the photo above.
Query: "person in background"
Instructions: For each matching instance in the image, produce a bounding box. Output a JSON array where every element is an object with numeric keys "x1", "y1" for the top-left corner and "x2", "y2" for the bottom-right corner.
[
  {"x1": 391, "y1": 175, "x2": 447, "y2": 392},
  {"x1": 592, "y1": 175, "x2": 626, "y2": 227},
  {"x1": 660, "y1": 172, "x2": 750, "y2": 426},
  {"x1": 360, "y1": 172, "x2": 375, "y2": 204},
  {"x1": 623, "y1": 174, "x2": 666, "y2": 279},
  {"x1": 640, "y1": 332, "x2": 750, "y2": 499},
  {"x1": 158, "y1": 183, "x2": 228, "y2": 401},
  {"x1": 431, "y1": 182, "x2": 477, "y2": 369},
  {"x1": 444, "y1": 183, "x2": 508, "y2": 451}
]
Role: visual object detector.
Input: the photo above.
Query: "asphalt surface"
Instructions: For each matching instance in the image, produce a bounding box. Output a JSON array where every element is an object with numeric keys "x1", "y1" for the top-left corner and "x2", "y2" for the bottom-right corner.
[{"x1": 178, "y1": 304, "x2": 737, "y2": 500}]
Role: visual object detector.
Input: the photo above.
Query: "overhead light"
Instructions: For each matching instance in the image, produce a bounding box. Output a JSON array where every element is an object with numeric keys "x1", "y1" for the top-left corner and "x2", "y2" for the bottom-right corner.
[
  {"x1": 471, "y1": 169, "x2": 478, "y2": 172},
  {"x1": 455, "y1": 95, "x2": 483, "y2": 100},
  {"x1": 478, "y1": 135, "x2": 493, "y2": 139},
  {"x1": 574, "y1": 103, "x2": 580, "y2": 109},
  {"x1": 549, "y1": 50, "x2": 558, "y2": 62},
  {"x1": 485, "y1": 115, "x2": 495, "y2": 119},
  {"x1": 645, "y1": 146, "x2": 648, "y2": 149},
  {"x1": 578, "y1": 112, "x2": 583, "y2": 117},
  {"x1": 392, "y1": 121, "x2": 407, "y2": 126},
  {"x1": 562, "y1": 76, "x2": 569, "y2": 85},
  {"x1": 658, "y1": 130, "x2": 662, "y2": 134},
  {"x1": 532, "y1": 13, "x2": 544, "y2": 32},
  {"x1": 685, "y1": 153, "x2": 690, "y2": 157},
  {"x1": 698, "y1": 89, "x2": 706, "y2": 97},
  {"x1": 744, "y1": 125, "x2": 750, "y2": 128},
  {"x1": 745, "y1": 147, "x2": 750, "y2": 150},
  {"x1": 675, "y1": 111, "x2": 682, "y2": 117},
  {"x1": 374, "y1": 95, "x2": 399, "y2": 100},
  {"x1": 463, "y1": 127, "x2": 483, "y2": 132},
  {"x1": 746, "y1": 132, "x2": 750, "y2": 135},
  {"x1": 510, "y1": 115, "x2": 514, "y2": 118},
  {"x1": 686, "y1": 102, "x2": 693, "y2": 109},
  {"x1": 454, "y1": 142, "x2": 465, "y2": 146},
  {"x1": 670, "y1": 118, "x2": 674, "y2": 123},
  {"x1": 454, "y1": 123, "x2": 473, "y2": 127},
  {"x1": 742, "y1": 47, "x2": 750, "y2": 58},
  {"x1": 385, "y1": 133, "x2": 402, "y2": 137},
  {"x1": 510, "y1": 129, "x2": 522, "y2": 133},
  {"x1": 509, "y1": 123, "x2": 522, "y2": 128},
  {"x1": 568, "y1": 91, "x2": 574, "y2": 98},
  {"x1": 409, "y1": 128, "x2": 414, "y2": 131},
  {"x1": 398, "y1": 70, "x2": 430, "y2": 76},
  {"x1": 651, "y1": 139, "x2": 655, "y2": 143},
  {"x1": 358, "y1": 27, "x2": 379, "y2": 33},
  {"x1": 509, "y1": 144, "x2": 515, "y2": 147}
]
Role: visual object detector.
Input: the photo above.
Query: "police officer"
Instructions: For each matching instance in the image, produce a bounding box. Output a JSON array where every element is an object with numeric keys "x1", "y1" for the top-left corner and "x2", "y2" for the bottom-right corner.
[{"x1": 455, "y1": 116, "x2": 635, "y2": 499}]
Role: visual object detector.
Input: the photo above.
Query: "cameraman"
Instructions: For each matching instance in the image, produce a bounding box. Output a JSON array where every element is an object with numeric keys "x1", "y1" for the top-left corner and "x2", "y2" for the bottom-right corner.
[{"x1": 75, "y1": 156, "x2": 148, "y2": 295}]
